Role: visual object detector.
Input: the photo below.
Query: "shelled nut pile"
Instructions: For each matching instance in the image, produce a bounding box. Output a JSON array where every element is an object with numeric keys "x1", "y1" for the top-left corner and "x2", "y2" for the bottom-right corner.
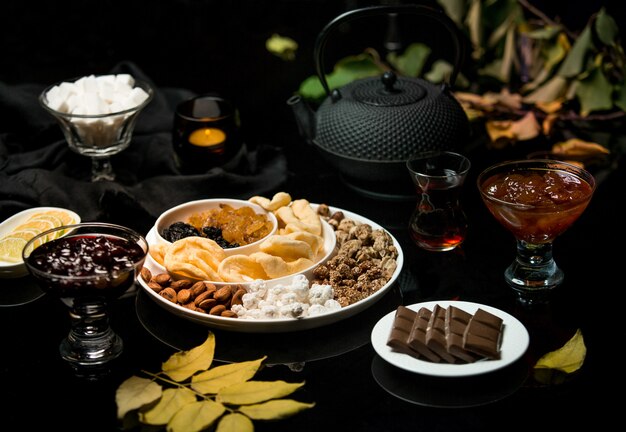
[{"x1": 140, "y1": 267, "x2": 243, "y2": 317}]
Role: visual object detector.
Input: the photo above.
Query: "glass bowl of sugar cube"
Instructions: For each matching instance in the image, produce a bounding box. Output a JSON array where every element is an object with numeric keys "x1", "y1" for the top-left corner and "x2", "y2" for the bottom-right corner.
[{"x1": 39, "y1": 74, "x2": 153, "y2": 182}]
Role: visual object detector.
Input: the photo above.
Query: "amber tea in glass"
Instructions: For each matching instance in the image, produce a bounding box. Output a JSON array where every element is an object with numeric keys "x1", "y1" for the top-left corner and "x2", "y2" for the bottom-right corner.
[{"x1": 406, "y1": 151, "x2": 471, "y2": 252}]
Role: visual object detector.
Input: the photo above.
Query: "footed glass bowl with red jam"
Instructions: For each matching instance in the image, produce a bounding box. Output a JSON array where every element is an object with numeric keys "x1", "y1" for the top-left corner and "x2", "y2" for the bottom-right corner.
[
  {"x1": 24, "y1": 223, "x2": 148, "y2": 302},
  {"x1": 477, "y1": 159, "x2": 596, "y2": 305},
  {"x1": 22, "y1": 222, "x2": 148, "y2": 374}
]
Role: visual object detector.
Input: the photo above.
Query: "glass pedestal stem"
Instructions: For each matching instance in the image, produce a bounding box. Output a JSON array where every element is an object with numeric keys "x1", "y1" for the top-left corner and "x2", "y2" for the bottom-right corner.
[
  {"x1": 505, "y1": 240, "x2": 564, "y2": 306},
  {"x1": 91, "y1": 156, "x2": 115, "y2": 181},
  {"x1": 60, "y1": 299, "x2": 123, "y2": 369}
]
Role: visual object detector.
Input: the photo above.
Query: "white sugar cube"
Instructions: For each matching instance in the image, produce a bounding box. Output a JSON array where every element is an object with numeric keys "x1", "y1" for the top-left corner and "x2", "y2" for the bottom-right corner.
[
  {"x1": 115, "y1": 74, "x2": 135, "y2": 87},
  {"x1": 82, "y1": 92, "x2": 109, "y2": 115}
]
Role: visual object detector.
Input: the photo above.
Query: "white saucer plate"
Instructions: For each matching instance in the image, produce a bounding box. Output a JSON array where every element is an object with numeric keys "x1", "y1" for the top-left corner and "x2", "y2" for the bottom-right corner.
[{"x1": 371, "y1": 300, "x2": 529, "y2": 377}]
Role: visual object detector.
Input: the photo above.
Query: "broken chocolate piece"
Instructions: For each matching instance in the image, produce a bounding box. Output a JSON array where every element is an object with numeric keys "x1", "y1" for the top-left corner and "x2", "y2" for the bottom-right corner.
[
  {"x1": 386, "y1": 306, "x2": 421, "y2": 358},
  {"x1": 425, "y1": 304, "x2": 458, "y2": 363},
  {"x1": 445, "y1": 305, "x2": 480, "y2": 363},
  {"x1": 463, "y1": 308, "x2": 504, "y2": 359},
  {"x1": 407, "y1": 307, "x2": 442, "y2": 362}
]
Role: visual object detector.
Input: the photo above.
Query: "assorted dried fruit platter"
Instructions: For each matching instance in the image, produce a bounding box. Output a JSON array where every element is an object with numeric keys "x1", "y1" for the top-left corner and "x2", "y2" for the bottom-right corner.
[{"x1": 138, "y1": 194, "x2": 404, "y2": 332}]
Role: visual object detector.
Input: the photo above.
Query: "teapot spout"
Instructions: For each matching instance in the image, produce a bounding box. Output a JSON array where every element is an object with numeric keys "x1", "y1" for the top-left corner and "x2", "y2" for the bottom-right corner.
[{"x1": 287, "y1": 95, "x2": 316, "y2": 144}]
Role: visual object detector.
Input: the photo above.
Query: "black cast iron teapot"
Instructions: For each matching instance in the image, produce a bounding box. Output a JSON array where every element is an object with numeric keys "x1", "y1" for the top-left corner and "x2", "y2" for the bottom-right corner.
[{"x1": 288, "y1": 4, "x2": 469, "y2": 198}]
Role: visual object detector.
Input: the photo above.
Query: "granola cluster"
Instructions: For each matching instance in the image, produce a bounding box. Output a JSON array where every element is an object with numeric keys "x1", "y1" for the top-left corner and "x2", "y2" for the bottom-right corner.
[{"x1": 312, "y1": 204, "x2": 399, "y2": 307}]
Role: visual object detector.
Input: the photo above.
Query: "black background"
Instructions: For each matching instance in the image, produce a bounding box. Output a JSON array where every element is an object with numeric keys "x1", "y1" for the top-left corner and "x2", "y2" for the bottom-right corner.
[{"x1": 1, "y1": 0, "x2": 623, "y2": 149}]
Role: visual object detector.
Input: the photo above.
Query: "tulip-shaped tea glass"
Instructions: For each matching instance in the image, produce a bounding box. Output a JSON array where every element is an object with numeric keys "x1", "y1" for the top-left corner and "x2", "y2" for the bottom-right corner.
[
  {"x1": 406, "y1": 151, "x2": 471, "y2": 252},
  {"x1": 477, "y1": 159, "x2": 595, "y2": 305},
  {"x1": 39, "y1": 78, "x2": 153, "y2": 182},
  {"x1": 22, "y1": 223, "x2": 148, "y2": 375}
]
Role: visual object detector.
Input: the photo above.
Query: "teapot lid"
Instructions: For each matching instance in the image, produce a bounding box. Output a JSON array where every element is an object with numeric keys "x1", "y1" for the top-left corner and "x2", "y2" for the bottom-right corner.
[{"x1": 351, "y1": 71, "x2": 426, "y2": 107}]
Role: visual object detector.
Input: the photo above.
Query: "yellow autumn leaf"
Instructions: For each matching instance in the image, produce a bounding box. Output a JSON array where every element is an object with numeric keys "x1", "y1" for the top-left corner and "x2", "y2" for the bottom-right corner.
[
  {"x1": 191, "y1": 356, "x2": 267, "y2": 394},
  {"x1": 542, "y1": 113, "x2": 559, "y2": 135},
  {"x1": 266, "y1": 33, "x2": 298, "y2": 61},
  {"x1": 535, "y1": 99, "x2": 563, "y2": 114},
  {"x1": 167, "y1": 400, "x2": 226, "y2": 432},
  {"x1": 216, "y1": 412, "x2": 254, "y2": 432},
  {"x1": 139, "y1": 387, "x2": 197, "y2": 425},
  {"x1": 216, "y1": 380, "x2": 305, "y2": 405},
  {"x1": 238, "y1": 399, "x2": 315, "y2": 420},
  {"x1": 485, "y1": 111, "x2": 541, "y2": 148},
  {"x1": 162, "y1": 332, "x2": 216, "y2": 382},
  {"x1": 115, "y1": 376, "x2": 163, "y2": 420},
  {"x1": 552, "y1": 138, "x2": 610, "y2": 157},
  {"x1": 534, "y1": 328, "x2": 586, "y2": 374}
]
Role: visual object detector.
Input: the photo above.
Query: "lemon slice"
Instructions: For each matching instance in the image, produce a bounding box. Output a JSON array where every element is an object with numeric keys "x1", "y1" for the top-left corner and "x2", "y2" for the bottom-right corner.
[
  {"x1": 8, "y1": 229, "x2": 46, "y2": 247},
  {"x1": 0, "y1": 237, "x2": 28, "y2": 263},
  {"x1": 4, "y1": 229, "x2": 38, "y2": 241},
  {"x1": 27, "y1": 214, "x2": 65, "y2": 238},
  {"x1": 13, "y1": 220, "x2": 56, "y2": 241},
  {"x1": 41, "y1": 210, "x2": 77, "y2": 226},
  {"x1": 14, "y1": 219, "x2": 55, "y2": 232},
  {"x1": 28, "y1": 214, "x2": 63, "y2": 227}
]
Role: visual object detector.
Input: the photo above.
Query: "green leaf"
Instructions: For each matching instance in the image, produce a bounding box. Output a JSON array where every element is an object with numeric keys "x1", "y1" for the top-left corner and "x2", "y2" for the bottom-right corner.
[
  {"x1": 167, "y1": 400, "x2": 226, "y2": 432},
  {"x1": 386, "y1": 43, "x2": 431, "y2": 77},
  {"x1": 523, "y1": 75, "x2": 569, "y2": 104},
  {"x1": 298, "y1": 53, "x2": 383, "y2": 101},
  {"x1": 139, "y1": 387, "x2": 197, "y2": 426},
  {"x1": 575, "y1": 66, "x2": 614, "y2": 116},
  {"x1": 115, "y1": 376, "x2": 163, "y2": 420},
  {"x1": 595, "y1": 8, "x2": 619, "y2": 46},
  {"x1": 557, "y1": 26, "x2": 594, "y2": 78},
  {"x1": 615, "y1": 83, "x2": 626, "y2": 111},
  {"x1": 216, "y1": 381, "x2": 305, "y2": 405},
  {"x1": 436, "y1": 0, "x2": 466, "y2": 26},
  {"x1": 465, "y1": 0, "x2": 483, "y2": 59},
  {"x1": 216, "y1": 412, "x2": 255, "y2": 432},
  {"x1": 162, "y1": 332, "x2": 216, "y2": 382},
  {"x1": 238, "y1": 399, "x2": 315, "y2": 420},
  {"x1": 191, "y1": 356, "x2": 267, "y2": 394},
  {"x1": 424, "y1": 60, "x2": 453, "y2": 84}
]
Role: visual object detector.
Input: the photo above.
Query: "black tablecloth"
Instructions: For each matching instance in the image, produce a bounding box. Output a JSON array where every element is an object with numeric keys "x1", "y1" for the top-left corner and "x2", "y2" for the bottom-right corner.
[{"x1": 0, "y1": 61, "x2": 288, "y2": 234}]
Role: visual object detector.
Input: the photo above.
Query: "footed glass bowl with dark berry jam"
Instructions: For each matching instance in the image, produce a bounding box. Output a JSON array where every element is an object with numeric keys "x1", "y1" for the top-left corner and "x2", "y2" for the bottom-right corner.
[
  {"x1": 24, "y1": 223, "x2": 148, "y2": 302},
  {"x1": 22, "y1": 222, "x2": 148, "y2": 373}
]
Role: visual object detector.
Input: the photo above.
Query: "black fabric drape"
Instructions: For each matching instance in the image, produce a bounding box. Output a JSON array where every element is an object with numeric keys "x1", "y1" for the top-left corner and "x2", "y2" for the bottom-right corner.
[{"x1": 0, "y1": 61, "x2": 288, "y2": 234}]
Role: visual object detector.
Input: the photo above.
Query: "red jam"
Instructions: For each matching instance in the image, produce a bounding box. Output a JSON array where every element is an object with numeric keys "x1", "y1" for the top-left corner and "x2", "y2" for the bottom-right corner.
[
  {"x1": 480, "y1": 169, "x2": 594, "y2": 243},
  {"x1": 27, "y1": 235, "x2": 145, "y2": 300}
]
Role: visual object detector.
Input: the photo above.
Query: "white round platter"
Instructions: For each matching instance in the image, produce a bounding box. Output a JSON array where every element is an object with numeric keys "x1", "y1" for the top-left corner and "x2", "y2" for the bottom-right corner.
[{"x1": 137, "y1": 204, "x2": 404, "y2": 333}]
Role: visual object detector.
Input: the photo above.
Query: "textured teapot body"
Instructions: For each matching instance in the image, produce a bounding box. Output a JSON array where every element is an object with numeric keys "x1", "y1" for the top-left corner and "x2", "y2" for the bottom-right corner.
[{"x1": 314, "y1": 76, "x2": 469, "y2": 161}]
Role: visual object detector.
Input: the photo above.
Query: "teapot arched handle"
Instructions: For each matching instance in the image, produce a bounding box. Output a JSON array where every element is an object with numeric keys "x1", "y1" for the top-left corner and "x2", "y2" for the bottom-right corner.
[{"x1": 313, "y1": 4, "x2": 465, "y2": 100}]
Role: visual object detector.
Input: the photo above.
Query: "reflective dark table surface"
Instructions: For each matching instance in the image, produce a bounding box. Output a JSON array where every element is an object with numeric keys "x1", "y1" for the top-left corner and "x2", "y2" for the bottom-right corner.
[{"x1": 1, "y1": 139, "x2": 623, "y2": 431}]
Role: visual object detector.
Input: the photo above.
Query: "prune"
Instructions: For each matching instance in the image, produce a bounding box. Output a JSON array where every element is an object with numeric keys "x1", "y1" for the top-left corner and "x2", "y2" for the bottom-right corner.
[
  {"x1": 161, "y1": 222, "x2": 200, "y2": 242},
  {"x1": 202, "y1": 226, "x2": 240, "y2": 249}
]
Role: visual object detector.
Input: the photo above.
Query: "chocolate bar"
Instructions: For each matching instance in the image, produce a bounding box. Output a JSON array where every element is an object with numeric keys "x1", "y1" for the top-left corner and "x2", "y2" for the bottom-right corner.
[
  {"x1": 445, "y1": 305, "x2": 480, "y2": 363},
  {"x1": 386, "y1": 306, "x2": 421, "y2": 358},
  {"x1": 424, "y1": 304, "x2": 458, "y2": 363},
  {"x1": 462, "y1": 308, "x2": 504, "y2": 360},
  {"x1": 407, "y1": 307, "x2": 442, "y2": 362}
]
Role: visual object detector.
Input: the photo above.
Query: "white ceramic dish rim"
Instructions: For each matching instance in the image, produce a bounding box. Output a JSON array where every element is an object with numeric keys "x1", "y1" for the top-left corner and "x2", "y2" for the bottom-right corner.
[
  {"x1": 154, "y1": 198, "x2": 279, "y2": 255},
  {"x1": 0, "y1": 207, "x2": 81, "y2": 278},
  {"x1": 138, "y1": 204, "x2": 404, "y2": 333},
  {"x1": 370, "y1": 300, "x2": 530, "y2": 377}
]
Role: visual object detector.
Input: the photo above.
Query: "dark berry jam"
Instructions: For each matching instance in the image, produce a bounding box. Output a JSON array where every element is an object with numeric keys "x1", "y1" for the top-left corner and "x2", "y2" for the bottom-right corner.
[{"x1": 26, "y1": 234, "x2": 146, "y2": 300}]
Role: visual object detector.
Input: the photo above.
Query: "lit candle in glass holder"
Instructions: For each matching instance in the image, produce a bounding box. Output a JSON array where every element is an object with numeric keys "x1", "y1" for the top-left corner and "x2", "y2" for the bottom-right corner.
[
  {"x1": 173, "y1": 95, "x2": 242, "y2": 174},
  {"x1": 188, "y1": 127, "x2": 226, "y2": 151}
]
